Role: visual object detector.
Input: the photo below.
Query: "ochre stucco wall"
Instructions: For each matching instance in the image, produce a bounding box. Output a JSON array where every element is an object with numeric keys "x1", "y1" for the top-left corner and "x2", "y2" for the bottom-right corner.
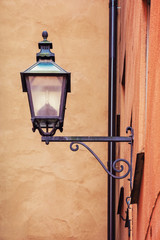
[
  {"x1": 0, "y1": 1, "x2": 109, "y2": 239},
  {"x1": 116, "y1": 0, "x2": 160, "y2": 239}
]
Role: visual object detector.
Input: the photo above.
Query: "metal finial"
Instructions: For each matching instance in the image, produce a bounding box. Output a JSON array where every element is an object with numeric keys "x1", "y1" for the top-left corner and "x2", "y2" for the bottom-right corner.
[
  {"x1": 37, "y1": 31, "x2": 55, "y2": 61},
  {"x1": 42, "y1": 31, "x2": 48, "y2": 40}
]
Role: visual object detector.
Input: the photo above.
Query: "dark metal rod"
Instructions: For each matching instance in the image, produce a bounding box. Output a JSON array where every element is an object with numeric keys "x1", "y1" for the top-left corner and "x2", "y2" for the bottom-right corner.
[
  {"x1": 108, "y1": 0, "x2": 117, "y2": 239},
  {"x1": 41, "y1": 136, "x2": 132, "y2": 143},
  {"x1": 130, "y1": 138, "x2": 133, "y2": 190}
]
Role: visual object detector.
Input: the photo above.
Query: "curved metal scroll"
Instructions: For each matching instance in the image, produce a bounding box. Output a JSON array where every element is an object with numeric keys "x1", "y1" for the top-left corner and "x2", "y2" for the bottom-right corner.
[{"x1": 70, "y1": 142, "x2": 131, "y2": 179}]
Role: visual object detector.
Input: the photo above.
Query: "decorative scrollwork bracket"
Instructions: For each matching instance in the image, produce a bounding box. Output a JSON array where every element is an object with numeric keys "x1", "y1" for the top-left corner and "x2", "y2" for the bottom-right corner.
[{"x1": 42, "y1": 126, "x2": 134, "y2": 189}]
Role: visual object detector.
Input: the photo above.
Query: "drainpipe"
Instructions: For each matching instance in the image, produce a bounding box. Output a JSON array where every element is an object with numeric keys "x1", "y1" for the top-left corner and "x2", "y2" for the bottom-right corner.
[{"x1": 108, "y1": 0, "x2": 117, "y2": 240}]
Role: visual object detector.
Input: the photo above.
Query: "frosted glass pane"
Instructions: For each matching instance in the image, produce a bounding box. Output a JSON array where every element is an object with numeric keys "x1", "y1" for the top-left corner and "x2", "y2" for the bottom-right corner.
[{"x1": 29, "y1": 76, "x2": 63, "y2": 117}]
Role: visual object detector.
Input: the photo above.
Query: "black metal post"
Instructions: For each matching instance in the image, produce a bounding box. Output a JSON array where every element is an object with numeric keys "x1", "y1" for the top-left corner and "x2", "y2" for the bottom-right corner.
[{"x1": 108, "y1": 1, "x2": 117, "y2": 240}]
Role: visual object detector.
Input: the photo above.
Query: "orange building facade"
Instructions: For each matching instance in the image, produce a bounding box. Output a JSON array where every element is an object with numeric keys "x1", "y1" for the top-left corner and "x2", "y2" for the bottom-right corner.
[{"x1": 116, "y1": 0, "x2": 160, "y2": 239}]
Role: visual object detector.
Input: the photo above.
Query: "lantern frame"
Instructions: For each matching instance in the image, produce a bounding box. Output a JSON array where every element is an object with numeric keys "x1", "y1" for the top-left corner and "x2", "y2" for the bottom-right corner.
[{"x1": 20, "y1": 31, "x2": 71, "y2": 136}]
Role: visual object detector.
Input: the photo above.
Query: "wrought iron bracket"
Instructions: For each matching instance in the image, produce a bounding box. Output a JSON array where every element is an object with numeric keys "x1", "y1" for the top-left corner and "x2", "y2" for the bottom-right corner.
[{"x1": 42, "y1": 127, "x2": 134, "y2": 188}]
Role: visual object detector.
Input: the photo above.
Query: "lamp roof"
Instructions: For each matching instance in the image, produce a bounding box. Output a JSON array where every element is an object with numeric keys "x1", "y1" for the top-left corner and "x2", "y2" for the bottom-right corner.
[{"x1": 24, "y1": 61, "x2": 69, "y2": 74}]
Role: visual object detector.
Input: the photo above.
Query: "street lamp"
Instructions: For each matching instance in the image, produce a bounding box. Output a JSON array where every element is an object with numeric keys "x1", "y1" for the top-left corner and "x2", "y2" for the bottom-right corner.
[
  {"x1": 20, "y1": 31, "x2": 133, "y2": 177},
  {"x1": 20, "y1": 31, "x2": 134, "y2": 238},
  {"x1": 21, "y1": 31, "x2": 71, "y2": 137}
]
